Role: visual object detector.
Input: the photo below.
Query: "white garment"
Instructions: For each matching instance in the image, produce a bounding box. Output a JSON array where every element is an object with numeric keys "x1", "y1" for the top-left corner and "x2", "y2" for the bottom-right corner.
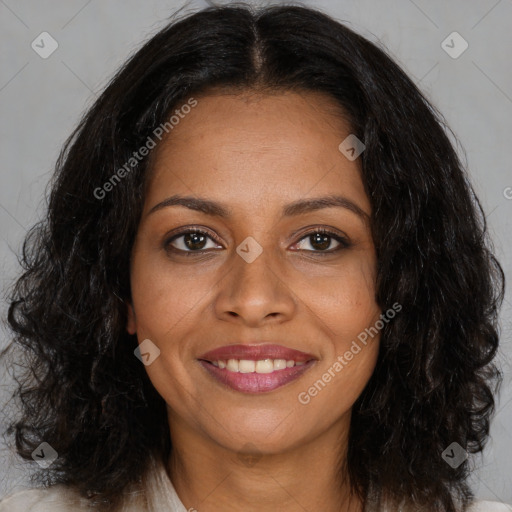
[{"x1": 0, "y1": 458, "x2": 510, "y2": 512}]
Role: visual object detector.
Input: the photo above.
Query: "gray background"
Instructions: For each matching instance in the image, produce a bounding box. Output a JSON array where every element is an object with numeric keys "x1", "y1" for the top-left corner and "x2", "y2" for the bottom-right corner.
[{"x1": 0, "y1": 0, "x2": 511, "y2": 504}]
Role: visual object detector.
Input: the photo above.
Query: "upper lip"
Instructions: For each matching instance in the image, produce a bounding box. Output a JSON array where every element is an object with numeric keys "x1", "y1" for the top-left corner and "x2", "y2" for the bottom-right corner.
[{"x1": 198, "y1": 344, "x2": 316, "y2": 363}]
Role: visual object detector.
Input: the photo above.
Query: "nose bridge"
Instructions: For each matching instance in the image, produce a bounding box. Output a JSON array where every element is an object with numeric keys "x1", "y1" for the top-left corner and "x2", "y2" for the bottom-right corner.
[
  {"x1": 214, "y1": 235, "x2": 295, "y2": 324},
  {"x1": 232, "y1": 237, "x2": 280, "y2": 302},
  {"x1": 236, "y1": 240, "x2": 275, "y2": 289}
]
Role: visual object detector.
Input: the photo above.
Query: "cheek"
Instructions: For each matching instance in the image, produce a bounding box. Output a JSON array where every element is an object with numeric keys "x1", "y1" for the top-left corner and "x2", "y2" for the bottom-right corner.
[
  {"x1": 293, "y1": 253, "x2": 380, "y2": 398},
  {"x1": 129, "y1": 254, "x2": 206, "y2": 418},
  {"x1": 295, "y1": 339, "x2": 379, "y2": 437},
  {"x1": 296, "y1": 265, "x2": 379, "y2": 410},
  {"x1": 295, "y1": 253, "x2": 379, "y2": 341},
  {"x1": 130, "y1": 253, "x2": 214, "y2": 341}
]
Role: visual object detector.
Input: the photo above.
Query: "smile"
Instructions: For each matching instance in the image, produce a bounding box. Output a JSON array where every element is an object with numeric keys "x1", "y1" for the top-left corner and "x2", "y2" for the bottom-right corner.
[
  {"x1": 198, "y1": 343, "x2": 316, "y2": 393},
  {"x1": 212, "y1": 358, "x2": 305, "y2": 372}
]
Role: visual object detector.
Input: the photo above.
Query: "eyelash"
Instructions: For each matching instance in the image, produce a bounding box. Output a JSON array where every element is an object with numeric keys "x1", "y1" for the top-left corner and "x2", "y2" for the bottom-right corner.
[{"x1": 163, "y1": 227, "x2": 351, "y2": 257}]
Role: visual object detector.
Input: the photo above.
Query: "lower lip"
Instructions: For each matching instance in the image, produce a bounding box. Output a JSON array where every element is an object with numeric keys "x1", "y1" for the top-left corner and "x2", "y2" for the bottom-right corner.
[{"x1": 199, "y1": 360, "x2": 315, "y2": 393}]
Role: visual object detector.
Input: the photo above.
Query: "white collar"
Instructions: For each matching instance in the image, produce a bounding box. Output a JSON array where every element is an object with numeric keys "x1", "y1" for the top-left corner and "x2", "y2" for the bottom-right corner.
[{"x1": 141, "y1": 457, "x2": 189, "y2": 512}]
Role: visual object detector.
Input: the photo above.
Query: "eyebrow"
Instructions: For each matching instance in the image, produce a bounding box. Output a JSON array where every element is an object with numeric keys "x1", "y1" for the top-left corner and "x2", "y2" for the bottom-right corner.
[{"x1": 147, "y1": 194, "x2": 369, "y2": 222}]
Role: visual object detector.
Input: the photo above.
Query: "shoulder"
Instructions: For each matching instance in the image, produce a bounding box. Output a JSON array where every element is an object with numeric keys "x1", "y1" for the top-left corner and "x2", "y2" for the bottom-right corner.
[
  {"x1": 467, "y1": 500, "x2": 512, "y2": 512},
  {"x1": 0, "y1": 457, "x2": 179, "y2": 512},
  {"x1": 0, "y1": 485, "x2": 90, "y2": 512}
]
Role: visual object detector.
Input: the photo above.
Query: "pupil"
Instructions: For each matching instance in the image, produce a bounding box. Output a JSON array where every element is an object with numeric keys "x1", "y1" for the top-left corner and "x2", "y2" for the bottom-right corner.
[
  {"x1": 185, "y1": 233, "x2": 206, "y2": 250},
  {"x1": 311, "y1": 233, "x2": 330, "y2": 250}
]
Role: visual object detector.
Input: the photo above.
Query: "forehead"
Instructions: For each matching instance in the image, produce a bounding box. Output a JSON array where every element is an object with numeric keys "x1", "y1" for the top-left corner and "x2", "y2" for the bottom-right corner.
[{"x1": 144, "y1": 90, "x2": 369, "y2": 216}]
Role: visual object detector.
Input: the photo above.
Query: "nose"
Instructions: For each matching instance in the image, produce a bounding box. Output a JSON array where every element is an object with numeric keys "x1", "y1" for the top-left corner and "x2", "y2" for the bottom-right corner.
[{"x1": 213, "y1": 243, "x2": 296, "y2": 327}]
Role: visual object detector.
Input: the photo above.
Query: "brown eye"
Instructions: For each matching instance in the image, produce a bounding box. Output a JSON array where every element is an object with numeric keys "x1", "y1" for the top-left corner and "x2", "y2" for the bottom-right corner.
[
  {"x1": 293, "y1": 229, "x2": 351, "y2": 253},
  {"x1": 181, "y1": 232, "x2": 208, "y2": 251},
  {"x1": 164, "y1": 229, "x2": 222, "y2": 255}
]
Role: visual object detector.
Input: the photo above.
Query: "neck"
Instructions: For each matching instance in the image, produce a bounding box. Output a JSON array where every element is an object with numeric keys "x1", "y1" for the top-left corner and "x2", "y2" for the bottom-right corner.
[{"x1": 166, "y1": 412, "x2": 363, "y2": 512}]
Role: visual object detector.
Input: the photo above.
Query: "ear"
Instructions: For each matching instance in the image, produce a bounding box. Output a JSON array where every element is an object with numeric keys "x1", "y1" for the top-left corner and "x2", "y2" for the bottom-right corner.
[{"x1": 126, "y1": 301, "x2": 137, "y2": 335}]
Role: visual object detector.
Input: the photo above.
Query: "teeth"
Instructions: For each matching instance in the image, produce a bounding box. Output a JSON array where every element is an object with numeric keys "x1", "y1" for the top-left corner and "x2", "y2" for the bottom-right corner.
[
  {"x1": 213, "y1": 359, "x2": 305, "y2": 373},
  {"x1": 239, "y1": 360, "x2": 255, "y2": 373},
  {"x1": 226, "y1": 359, "x2": 239, "y2": 372},
  {"x1": 255, "y1": 359, "x2": 273, "y2": 373},
  {"x1": 274, "y1": 359, "x2": 287, "y2": 370}
]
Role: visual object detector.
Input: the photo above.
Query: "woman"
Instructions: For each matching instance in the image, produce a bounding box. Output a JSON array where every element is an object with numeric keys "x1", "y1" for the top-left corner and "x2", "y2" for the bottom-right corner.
[{"x1": 0, "y1": 3, "x2": 508, "y2": 511}]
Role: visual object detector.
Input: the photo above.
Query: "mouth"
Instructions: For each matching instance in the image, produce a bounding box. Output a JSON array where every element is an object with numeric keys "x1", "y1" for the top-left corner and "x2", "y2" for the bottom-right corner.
[{"x1": 198, "y1": 344, "x2": 317, "y2": 393}]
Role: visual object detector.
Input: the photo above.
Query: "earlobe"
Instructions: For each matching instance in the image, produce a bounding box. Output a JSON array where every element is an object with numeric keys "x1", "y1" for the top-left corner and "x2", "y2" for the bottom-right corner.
[{"x1": 126, "y1": 302, "x2": 137, "y2": 334}]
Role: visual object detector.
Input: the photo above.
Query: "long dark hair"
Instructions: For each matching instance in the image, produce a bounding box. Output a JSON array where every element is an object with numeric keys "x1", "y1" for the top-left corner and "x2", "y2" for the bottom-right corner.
[{"x1": 2, "y1": 3, "x2": 504, "y2": 511}]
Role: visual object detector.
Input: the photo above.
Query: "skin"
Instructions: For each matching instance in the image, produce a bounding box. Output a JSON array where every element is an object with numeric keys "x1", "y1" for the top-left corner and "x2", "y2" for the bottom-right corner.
[{"x1": 126, "y1": 89, "x2": 382, "y2": 512}]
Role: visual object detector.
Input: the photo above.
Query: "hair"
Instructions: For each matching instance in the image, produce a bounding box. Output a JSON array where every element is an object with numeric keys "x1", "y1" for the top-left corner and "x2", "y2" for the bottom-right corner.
[{"x1": 2, "y1": 3, "x2": 504, "y2": 512}]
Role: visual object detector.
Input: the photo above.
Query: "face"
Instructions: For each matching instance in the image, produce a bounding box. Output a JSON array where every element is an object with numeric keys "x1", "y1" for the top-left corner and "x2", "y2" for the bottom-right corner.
[{"x1": 127, "y1": 89, "x2": 381, "y2": 456}]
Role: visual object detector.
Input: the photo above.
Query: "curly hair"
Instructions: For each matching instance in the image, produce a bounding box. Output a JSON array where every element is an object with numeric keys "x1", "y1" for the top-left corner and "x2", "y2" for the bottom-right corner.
[{"x1": 2, "y1": 3, "x2": 504, "y2": 512}]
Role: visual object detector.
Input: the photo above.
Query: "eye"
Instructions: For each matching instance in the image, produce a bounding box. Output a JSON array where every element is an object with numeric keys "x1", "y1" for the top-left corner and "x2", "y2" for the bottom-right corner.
[
  {"x1": 164, "y1": 228, "x2": 222, "y2": 255},
  {"x1": 292, "y1": 228, "x2": 351, "y2": 253},
  {"x1": 164, "y1": 227, "x2": 351, "y2": 257}
]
